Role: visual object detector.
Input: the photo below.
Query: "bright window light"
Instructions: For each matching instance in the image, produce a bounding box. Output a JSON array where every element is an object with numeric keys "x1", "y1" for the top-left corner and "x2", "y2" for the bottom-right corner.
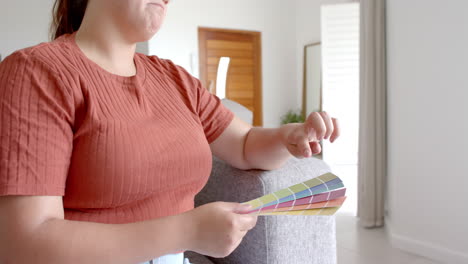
[
  {"x1": 216, "y1": 57, "x2": 231, "y2": 99},
  {"x1": 321, "y1": 3, "x2": 360, "y2": 215}
]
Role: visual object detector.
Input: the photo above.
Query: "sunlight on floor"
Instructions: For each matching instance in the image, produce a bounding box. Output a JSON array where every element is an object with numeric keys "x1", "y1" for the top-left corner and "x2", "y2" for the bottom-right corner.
[{"x1": 336, "y1": 214, "x2": 440, "y2": 264}]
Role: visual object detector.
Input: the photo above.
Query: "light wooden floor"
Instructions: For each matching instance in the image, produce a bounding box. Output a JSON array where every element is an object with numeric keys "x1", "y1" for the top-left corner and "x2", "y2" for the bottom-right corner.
[{"x1": 336, "y1": 214, "x2": 441, "y2": 264}]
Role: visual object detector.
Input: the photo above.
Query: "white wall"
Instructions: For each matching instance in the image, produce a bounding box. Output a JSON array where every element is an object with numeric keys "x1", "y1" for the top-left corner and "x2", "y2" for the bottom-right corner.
[
  {"x1": 387, "y1": 0, "x2": 468, "y2": 263},
  {"x1": 0, "y1": 0, "x2": 55, "y2": 59},
  {"x1": 150, "y1": 0, "x2": 297, "y2": 128}
]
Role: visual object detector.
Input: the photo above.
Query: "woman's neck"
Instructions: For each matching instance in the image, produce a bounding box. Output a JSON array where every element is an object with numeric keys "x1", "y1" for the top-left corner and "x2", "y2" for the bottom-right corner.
[{"x1": 75, "y1": 12, "x2": 137, "y2": 77}]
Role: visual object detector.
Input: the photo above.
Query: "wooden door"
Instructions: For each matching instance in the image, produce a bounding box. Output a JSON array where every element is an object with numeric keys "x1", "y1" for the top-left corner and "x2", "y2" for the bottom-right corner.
[{"x1": 198, "y1": 27, "x2": 263, "y2": 126}]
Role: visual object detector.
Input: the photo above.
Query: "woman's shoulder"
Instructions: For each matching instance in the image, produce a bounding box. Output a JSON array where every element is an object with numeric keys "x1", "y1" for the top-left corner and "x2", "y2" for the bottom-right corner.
[
  {"x1": 137, "y1": 53, "x2": 193, "y2": 77},
  {"x1": 137, "y1": 53, "x2": 175, "y2": 73},
  {"x1": 137, "y1": 53, "x2": 200, "y2": 89},
  {"x1": 0, "y1": 37, "x2": 78, "y2": 107},
  {"x1": 1, "y1": 35, "x2": 75, "y2": 74},
  {"x1": 136, "y1": 53, "x2": 201, "y2": 109}
]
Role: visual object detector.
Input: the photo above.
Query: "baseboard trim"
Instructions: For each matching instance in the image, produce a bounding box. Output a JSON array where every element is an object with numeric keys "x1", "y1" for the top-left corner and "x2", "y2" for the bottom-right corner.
[{"x1": 386, "y1": 222, "x2": 468, "y2": 264}]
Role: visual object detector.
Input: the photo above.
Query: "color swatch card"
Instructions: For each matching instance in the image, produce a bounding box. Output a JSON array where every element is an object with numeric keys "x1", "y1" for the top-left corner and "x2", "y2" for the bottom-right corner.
[{"x1": 241, "y1": 173, "x2": 346, "y2": 216}]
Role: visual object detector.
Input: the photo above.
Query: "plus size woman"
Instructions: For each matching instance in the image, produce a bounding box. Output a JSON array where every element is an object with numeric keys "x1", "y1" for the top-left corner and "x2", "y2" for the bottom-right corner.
[{"x1": 0, "y1": 0, "x2": 340, "y2": 263}]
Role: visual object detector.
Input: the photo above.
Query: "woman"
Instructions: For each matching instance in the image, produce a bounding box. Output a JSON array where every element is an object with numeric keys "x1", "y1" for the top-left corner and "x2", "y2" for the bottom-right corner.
[{"x1": 0, "y1": 0, "x2": 340, "y2": 263}]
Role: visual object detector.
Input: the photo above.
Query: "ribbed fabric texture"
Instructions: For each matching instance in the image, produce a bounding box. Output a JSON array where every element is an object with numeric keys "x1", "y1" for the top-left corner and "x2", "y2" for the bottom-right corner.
[{"x1": 0, "y1": 33, "x2": 234, "y2": 224}]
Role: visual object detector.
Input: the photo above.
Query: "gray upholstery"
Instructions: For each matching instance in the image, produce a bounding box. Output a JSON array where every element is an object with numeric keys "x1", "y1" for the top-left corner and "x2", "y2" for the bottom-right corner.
[{"x1": 186, "y1": 157, "x2": 337, "y2": 264}]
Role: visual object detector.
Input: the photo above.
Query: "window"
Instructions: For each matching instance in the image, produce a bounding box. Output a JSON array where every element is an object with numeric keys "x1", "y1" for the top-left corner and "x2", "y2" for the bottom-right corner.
[{"x1": 321, "y1": 2, "x2": 360, "y2": 214}]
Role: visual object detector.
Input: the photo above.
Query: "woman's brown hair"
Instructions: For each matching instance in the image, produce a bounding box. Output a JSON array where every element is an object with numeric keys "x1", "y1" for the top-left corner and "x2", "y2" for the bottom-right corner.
[{"x1": 50, "y1": 0, "x2": 88, "y2": 40}]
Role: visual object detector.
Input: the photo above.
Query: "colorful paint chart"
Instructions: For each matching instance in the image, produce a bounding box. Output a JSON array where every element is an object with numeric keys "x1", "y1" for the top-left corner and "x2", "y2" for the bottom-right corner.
[{"x1": 242, "y1": 173, "x2": 346, "y2": 216}]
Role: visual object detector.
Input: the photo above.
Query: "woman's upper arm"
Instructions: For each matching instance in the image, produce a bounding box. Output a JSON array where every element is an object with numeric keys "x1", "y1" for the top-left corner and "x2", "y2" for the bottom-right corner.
[
  {"x1": 210, "y1": 116, "x2": 253, "y2": 170},
  {"x1": 0, "y1": 51, "x2": 74, "y2": 197}
]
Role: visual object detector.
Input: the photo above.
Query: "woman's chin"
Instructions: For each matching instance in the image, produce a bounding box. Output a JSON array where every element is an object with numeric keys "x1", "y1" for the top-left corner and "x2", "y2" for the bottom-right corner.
[
  {"x1": 140, "y1": 18, "x2": 164, "y2": 39},
  {"x1": 132, "y1": 26, "x2": 160, "y2": 43}
]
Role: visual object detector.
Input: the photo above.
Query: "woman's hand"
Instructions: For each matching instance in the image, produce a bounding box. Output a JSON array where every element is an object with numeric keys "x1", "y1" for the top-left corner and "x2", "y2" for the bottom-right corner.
[
  {"x1": 182, "y1": 202, "x2": 258, "y2": 258},
  {"x1": 280, "y1": 112, "x2": 340, "y2": 158}
]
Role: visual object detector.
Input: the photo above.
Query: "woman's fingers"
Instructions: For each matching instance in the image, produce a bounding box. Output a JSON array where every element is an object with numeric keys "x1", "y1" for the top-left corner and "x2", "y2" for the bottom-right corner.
[
  {"x1": 297, "y1": 132, "x2": 313, "y2": 157},
  {"x1": 287, "y1": 127, "x2": 313, "y2": 158},
  {"x1": 310, "y1": 141, "x2": 322, "y2": 155},
  {"x1": 318, "y1": 112, "x2": 334, "y2": 140},
  {"x1": 287, "y1": 139, "x2": 319, "y2": 158},
  {"x1": 306, "y1": 112, "x2": 340, "y2": 143},
  {"x1": 305, "y1": 112, "x2": 326, "y2": 141},
  {"x1": 286, "y1": 141, "x2": 311, "y2": 158},
  {"x1": 285, "y1": 112, "x2": 339, "y2": 158},
  {"x1": 330, "y1": 118, "x2": 340, "y2": 143}
]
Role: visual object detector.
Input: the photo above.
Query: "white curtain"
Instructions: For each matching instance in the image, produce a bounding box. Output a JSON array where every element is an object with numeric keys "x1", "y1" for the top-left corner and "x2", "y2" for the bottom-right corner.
[{"x1": 357, "y1": 0, "x2": 387, "y2": 228}]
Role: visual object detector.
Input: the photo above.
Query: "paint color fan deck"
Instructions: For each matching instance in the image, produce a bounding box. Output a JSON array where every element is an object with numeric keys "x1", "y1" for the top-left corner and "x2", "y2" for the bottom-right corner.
[{"x1": 243, "y1": 173, "x2": 346, "y2": 216}]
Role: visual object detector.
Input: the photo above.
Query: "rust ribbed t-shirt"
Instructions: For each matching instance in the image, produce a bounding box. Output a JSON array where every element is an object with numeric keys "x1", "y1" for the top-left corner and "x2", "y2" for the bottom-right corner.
[{"x1": 0, "y1": 33, "x2": 234, "y2": 224}]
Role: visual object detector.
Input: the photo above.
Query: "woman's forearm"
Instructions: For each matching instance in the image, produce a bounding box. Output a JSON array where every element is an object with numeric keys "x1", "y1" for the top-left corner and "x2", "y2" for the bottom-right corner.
[
  {"x1": 244, "y1": 126, "x2": 293, "y2": 170},
  {"x1": 213, "y1": 113, "x2": 338, "y2": 171},
  {"x1": 6, "y1": 213, "x2": 192, "y2": 264}
]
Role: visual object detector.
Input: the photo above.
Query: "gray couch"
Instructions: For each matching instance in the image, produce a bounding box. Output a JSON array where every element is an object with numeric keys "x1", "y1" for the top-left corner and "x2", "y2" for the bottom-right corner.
[{"x1": 185, "y1": 156, "x2": 337, "y2": 264}]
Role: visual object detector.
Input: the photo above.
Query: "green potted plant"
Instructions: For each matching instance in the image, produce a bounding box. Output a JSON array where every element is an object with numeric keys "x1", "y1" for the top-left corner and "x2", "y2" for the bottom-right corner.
[{"x1": 281, "y1": 110, "x2": 305, "y2": 125}]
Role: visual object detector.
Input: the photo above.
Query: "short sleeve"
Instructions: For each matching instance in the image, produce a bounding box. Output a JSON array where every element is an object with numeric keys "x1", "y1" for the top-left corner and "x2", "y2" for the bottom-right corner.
[
  {"x1": 0, "y1": 51, "x2": 74, "y2": 196},
  {"x1": 194, "y1": 77, "x2": 235, "y2": 143},
  {"x1": 160, "y1": 59, "x2": 234, "y2": 144}
]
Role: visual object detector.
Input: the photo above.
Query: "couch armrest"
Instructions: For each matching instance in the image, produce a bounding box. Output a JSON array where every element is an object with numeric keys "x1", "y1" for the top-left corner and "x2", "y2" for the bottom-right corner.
[{"x1": 194, "y1": 156, "x2": 337, "y2": 264}]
